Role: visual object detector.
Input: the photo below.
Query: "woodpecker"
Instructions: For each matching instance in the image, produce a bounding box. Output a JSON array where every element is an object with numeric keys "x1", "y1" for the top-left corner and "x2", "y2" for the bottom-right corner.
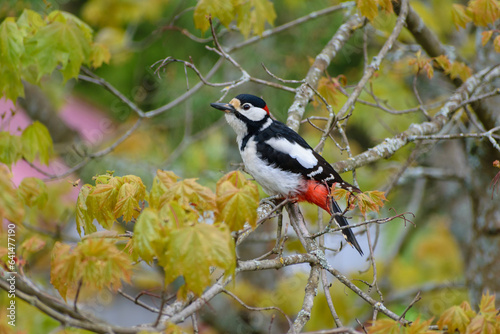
[{"x1": 211, "y1": 94, "x2": 363, "y2": 256}]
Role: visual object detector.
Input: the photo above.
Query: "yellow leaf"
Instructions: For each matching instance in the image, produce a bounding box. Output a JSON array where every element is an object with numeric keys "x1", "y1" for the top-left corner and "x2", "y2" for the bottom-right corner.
[
  {"x1": 478, "y1": 292, "x2": 497, "y2": 319},
  {"x1": 357, "y1": 0, "x2": 378, "y2": 21},
  {"x1": 163, "y1": 223, "x2": 235, "y2": 296},
  {"x1": 156, "y1": 169, "x2": 179, "y2": 188},
  {"x1": 437, "y1": 305, "x2": 471, "y2": 333},
  {"x1": 494, "y1": 35, "x2": 500, "y2": 53},
  {"x1": 20, "y1": 235, "x2": 46, "y2": 254},
  {"x1": 194, "y1": 0, "x2": 234, "y2": 33},
  {"x1": 434, "y1": 55, "x2": 451, "y2": 72},
  {"x1": 51, "y1": 239, "x2": 132, "y2": 300},
  {"x1": 481, "y1": 30, "x2": 494, "y2": 46},
  {"x1": 87, "y1": 183, "x2": 117, "y2": 229},
  {"x1": 332, "y1": 188, "x2": 387, "y2": 217},
  {"x1": 451, "y1": 4, "x2": 472, "y2": 30},
  {"x1": 367, "y1": 318, "x2": 401, "y2": 334},
  {"x1": 378, "y1": 0, "x2": 394, "y2": 14},
  {"x1": 315, "y1": 76, "x2": 342, "y2": 108},
  {"x1": 89, "y1": 42, "x2": 110, "y2": 67},
  {"x1": 467, "y1": 0, "x2": 500, "y2": 27},
  {"x1": 114, "y1": 183, "x2": 140, "y2": 222},
  {"x1": 447, "y1": 61, "x2": 472, "y2": 81},
  {"x1": 406, "y1": 317, "x2": 437, "y2": 334},
  {"x1": 236, "y1": 0, "x2": 276, "y2": 38},
  {"x1": 160, "y1": 178, "x2": 216, "y2": 212},
  {"x1": 215, "y1": 171, "x2": 259, "y2": 231},
  {"x1": 466, "y1": 315, "x2": 496, "y2": 334}
]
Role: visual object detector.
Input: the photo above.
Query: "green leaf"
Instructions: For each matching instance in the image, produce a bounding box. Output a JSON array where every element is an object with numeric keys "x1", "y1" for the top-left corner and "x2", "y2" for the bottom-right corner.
[
  {"x1": 0, "y1": 165, "x2": 25, "y2": 224},
  {"x1": 133, "y1": 208, "x2": 162, "y2": 264},
  {"x1": 215, "y1": 170, "x2": 259, "y2": 231},
  {"x1": 18, "y1": 177, "x2": 48, "y2": 208},
  {"x1": 0, "y1": 132, "x2": 22, "y2": 166},
  {"x1": 17, "y1": 9, "x2": 46, "y2": 36},
  {"x1": 194, "y1": 0, "x2": 234, "y2": 33},
  {"x1": 21, "y1": 121, "x2": 54, "y2": 165},
  {"x1": 76, "y1": 185, "x2": 96, "y2": 236},
  {"x1": 46, "y1": 10, "x2": 94, "y2": 42},
  {"x1": 163, "y1": 223, "x2": 235, "y2": 296},
  {"x1": 25, "y1": 14, "x2": 91, "y2": 81},
  {"x1": 0, "y1": 18, "x2": 25, "y2": 102}
]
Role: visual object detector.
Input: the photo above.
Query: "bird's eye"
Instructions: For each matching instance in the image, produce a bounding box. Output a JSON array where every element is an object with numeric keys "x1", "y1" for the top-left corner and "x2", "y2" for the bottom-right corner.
[{"x1": 242, "y1": 103, "x2": 251, "y2": 110}]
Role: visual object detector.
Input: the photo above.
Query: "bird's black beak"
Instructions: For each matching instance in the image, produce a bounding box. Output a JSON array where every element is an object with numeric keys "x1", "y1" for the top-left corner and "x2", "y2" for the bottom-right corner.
[{"x1": 210, "y1": 102, "x2": 236, "y2": 113}]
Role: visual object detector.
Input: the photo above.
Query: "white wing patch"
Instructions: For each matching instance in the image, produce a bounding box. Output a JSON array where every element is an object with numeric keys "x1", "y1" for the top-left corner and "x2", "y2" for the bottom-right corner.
[
  {"x1": 266, "y1": 137, "x2": 318, "y2": 169},
  {"x1": 307, "y1": 166, "x2": 323, "y2": 178}
]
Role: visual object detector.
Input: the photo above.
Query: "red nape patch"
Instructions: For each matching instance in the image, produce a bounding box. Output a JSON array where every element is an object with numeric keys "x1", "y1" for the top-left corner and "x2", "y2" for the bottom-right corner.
[
  {"x1": 296, "y1": 180, "x2": 331, "y2": 214},
  {"x1": 264, "y1": 105, "x2": 270, "y2": 114}
]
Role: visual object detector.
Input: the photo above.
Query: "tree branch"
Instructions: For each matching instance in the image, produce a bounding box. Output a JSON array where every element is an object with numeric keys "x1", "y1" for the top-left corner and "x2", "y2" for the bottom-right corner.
[{"x1": 333, "y1": 65, "x2": 500, "y2": 173}]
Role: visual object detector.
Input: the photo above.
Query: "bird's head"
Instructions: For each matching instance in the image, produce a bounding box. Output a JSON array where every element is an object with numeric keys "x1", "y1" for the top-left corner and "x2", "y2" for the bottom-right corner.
[{"x1": 210, "y1": 94, "x2": 271, "y2": 137}]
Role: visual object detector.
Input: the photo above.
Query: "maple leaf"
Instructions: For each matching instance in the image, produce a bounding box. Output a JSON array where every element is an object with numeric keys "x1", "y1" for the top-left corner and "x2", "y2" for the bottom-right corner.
[
  {"x1": 434, "y1": 55, "x2": 451, "y2": 72},
  {"x1": 451, "y1": 4, "x2": 472, "y2": 30},
  {"x1": 193, "y1": 0, "x2": 234, "y2": 33},
  {"x1": 0, "y1": 165, "x2": 25, "y2": 224},
  {"x1": 447, "y1": 61, "x2": 472, "y2": 81},
  {"x1": 162, "y1": 223, "x2": 236, "y2": 297},
  {"x1": 133, "y1": 208, "x2": 163, "y2": 264},
  {"x1": 21, "y1": 121, "x2": 54, "y2": 165},
  {"x1": 18, "y1": 177, "x2": 48, "y2": 208},
  {"x1": 332, "y1": 188, "x2": 387, "y2": 217},
  {"x1": 76, "y1": 184, "x2": 96, "y2": 236},
  {"x1": 357, "y1": 0, "x2": 378, "y2": 21},
  {"x1": 437, "y1": 305, "x2": 471, "y2": 333},
  {"x1": 494, "y1": 35, "x2": 500, "y2": 53},
  {"x1": 481, "y1": 30, "x2": 494, "y2": 46},
  {"x1": 367, "y1": 318, "x2": 401, "y2": 334},
  {"x1": 159, "y1": 177, "x2": 216, "y2": 212},
  {"x1": 0, "y1": 132, "x2": 22, "y2": 166},
  {"x1": 215, "y1": 171, "x2": 259, "y2": 231},
  {"x1": 25, "y1": 12, "x2": 92, "y2": 81},
  {"x1": 0, "y1": 18, "x2": 25, "y2": 102},
  {"x1": 89, "y1": 42, "x2": 110, "y2": 68},
  {"x1": 467, "y1": 0, "x2": 500, "y2": 27},
  {"x1": 236, "y1": 0, "x2": 276, "y2": 38},
  {"x1": 51, "y1": 240, "x2": 132, "y2": 301},
  {"x1": 114, "y1": 183, "x2": 140, "y2": 222},
  {"x1": 478, "y1": 292, "x2": 497, "y2": 319}
]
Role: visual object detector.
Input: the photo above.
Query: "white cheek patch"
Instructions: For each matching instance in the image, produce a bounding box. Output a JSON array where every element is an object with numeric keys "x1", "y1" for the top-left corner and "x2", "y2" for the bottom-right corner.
[
  {"x1": 266, "y1": 137, "x2": 318, "y2": 169},
  {"x1": 244, "y1": 107, "x2": 268, "y2": 122}
]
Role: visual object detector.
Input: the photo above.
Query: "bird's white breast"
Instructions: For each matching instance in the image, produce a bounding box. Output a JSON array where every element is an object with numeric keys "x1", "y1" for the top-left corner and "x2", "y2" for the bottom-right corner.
[{"x1": 239, "y1": 137, "x2": 304, "y2": 196}]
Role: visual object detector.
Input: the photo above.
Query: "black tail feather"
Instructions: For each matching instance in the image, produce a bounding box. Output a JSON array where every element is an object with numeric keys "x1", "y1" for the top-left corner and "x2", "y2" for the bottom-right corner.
[{"x1": 329, "y1": 199, "x2": 363, "y2": 256}]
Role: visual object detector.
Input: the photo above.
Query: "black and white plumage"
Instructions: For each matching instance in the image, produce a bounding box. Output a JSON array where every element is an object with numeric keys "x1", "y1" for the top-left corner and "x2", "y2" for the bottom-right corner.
[{"x1": 211, "y1": 94, "x2": 363, "y2": 255}]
